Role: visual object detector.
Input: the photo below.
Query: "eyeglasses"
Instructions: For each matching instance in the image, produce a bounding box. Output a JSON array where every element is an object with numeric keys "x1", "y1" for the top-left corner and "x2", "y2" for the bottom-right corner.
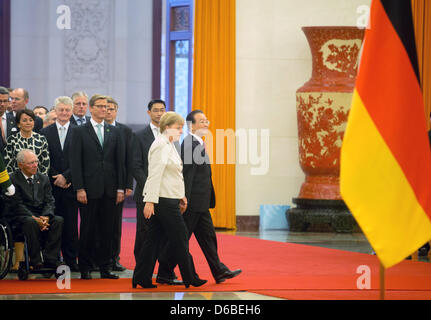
[
  {"x1": 10, "y1": 97, "x2": 21, "y2": 101},
  {"x1": 151, "y1": 108, "x2": 166, "y2": 113},
  {"x1": 107, "y1": 108, "x2": 117, "y2": 112}
]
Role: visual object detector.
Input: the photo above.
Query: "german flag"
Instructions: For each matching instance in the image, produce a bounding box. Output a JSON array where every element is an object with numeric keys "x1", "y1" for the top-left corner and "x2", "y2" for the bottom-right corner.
[{"x1": 340, "y1": 0, "x2": 431, "y2": 268}]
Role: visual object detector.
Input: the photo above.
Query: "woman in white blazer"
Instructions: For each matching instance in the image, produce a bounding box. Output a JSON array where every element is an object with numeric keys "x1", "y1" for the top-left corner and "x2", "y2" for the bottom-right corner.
[{"x1": 132, "y1": 112, "x2": 207, "y2": 289}]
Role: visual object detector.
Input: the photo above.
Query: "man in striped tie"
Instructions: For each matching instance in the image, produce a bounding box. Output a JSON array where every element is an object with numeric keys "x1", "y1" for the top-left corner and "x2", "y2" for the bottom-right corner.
[{"x1": 70, "y1": 91, "x2": 90, "y2": 126}]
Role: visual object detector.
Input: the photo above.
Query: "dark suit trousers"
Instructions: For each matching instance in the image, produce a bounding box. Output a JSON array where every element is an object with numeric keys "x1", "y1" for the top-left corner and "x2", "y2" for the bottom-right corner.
[
  {"x1": 14, "y1": 215, "x2": 64, "y2": 265},
  {"x1": 161, "y1": 209, "x2": 228, "y2": 280},
  {"x1": 185, "y1": 210, "x2": 229, "y2": 279},
  {"x1": 52, "y1": 187, "x2": 79, "y2": 264},
  {"x1": 133, "y1": 198, "x2": 194, "y2": 285},
  {"x1": 79, "y1": 195, "x2": 116, "y2": 272}
]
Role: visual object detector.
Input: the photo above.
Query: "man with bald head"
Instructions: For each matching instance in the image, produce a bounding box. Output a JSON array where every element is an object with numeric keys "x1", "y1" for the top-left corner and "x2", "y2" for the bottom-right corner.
[{"x1": 9, "y1": 88, "x2": 43, "y2": 133}]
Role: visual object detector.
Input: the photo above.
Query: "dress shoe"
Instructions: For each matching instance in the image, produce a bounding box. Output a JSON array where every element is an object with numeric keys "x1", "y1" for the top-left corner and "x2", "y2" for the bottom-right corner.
[
  {"x1": 30, "y1": 262, "x2": 44, "y2": 271},
  {"x1": 44, "y1": 260, "x2": 63, "y2": 269},
  {"x1": 132, "y1": 280, "x2": 157, "y2": 289},
  {"x1": 100, "y1": 271, "x2": 119, "y2": 279},
  {"x1": 81, "y1": 271, "x2": 92, "y2": 280},
  {"x1": 185, "y1": 278, "x2": 207, "y2": 288},
  {"x1": 112, "y1": 261, "x2": 126, "y2": 272},
  {"x1": 215, "y1": 269, "x2": 242, "y2": 284},
  {"x1": 156, "y1": 276, "x2": 184, "y2": 285},
  {"x1": 419, "y1": 245, "x2": 430, "y2": 257},
  {"x1": 67, "y1": 262, "x2": 80, "y2": 272}
]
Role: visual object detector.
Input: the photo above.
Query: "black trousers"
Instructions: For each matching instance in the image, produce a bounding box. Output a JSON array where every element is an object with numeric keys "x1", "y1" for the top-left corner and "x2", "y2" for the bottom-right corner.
[
  {"x1": 14, "y1": 215, "x2": 64, "y2": 266},
  {"x1": 78, "y1": 195, "x2": 116, "y2": 272},
  {"x1": 134, "y1": 200, "x2": 175, "y2": 279},
  {"x1": 52, "y1": 187, "x2": 79, "y2": 265},
  {"x1": 132, "y1": 198, "x2": 194, "y2": 285},
  {"x1": 160, "y1": 209, "x2": 228, "y2": 280}
]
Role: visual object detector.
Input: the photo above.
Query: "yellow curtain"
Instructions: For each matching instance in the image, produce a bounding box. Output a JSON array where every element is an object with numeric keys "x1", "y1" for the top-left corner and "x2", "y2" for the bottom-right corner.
[
  {"x1": 192, "y1": 0, "x2": 236, "y2": 229},
  {"x1": 412, "y1": 0, "x2": 431, "y2": 128}
]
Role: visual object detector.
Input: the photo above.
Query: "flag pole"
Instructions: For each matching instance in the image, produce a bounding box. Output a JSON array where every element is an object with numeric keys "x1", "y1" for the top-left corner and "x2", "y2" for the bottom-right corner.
[{"x1": 379, "y1": 261, "x2": 385, "y2": 300}]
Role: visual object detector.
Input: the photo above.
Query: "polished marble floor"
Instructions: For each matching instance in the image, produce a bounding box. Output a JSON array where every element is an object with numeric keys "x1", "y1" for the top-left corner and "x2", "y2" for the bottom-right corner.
[{"x1": 1, "y1": 228, "x2": 428, "y2": 300}]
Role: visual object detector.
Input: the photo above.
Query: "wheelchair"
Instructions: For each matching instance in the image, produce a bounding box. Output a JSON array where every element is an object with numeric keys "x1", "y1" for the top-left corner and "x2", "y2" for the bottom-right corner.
[{"x1": 0, "y1": 200, "x2": 63, "y2": 280}]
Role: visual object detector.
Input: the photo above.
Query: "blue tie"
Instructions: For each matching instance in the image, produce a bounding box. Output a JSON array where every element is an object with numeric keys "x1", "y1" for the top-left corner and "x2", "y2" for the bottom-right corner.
[{"x1": 96, "y1": 124, "x2": 104, "y2": 147}]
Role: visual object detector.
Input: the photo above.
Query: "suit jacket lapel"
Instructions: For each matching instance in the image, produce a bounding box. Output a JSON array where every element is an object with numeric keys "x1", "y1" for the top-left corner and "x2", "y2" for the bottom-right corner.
[
  {"x1": 18, "y1": 171, "x2": 35, "y2": 200},
  {"x1": 85, "y1": 122, "x2": 103, "y2": 150},
  {"x1": 49, "y1": 124, "x2": 63, "y2": 153},
  {"x1": 63, "y1": 124, "x2": 74, "y2": 151},
  {"x1": 103, "y1": 124, "x2": 111, "y2": 150}
]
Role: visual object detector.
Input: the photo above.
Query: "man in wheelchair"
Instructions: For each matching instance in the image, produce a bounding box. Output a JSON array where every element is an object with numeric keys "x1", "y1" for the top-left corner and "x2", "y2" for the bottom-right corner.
[{"x1": 5, "y1": 149, "x2": 63, "y2": 270}]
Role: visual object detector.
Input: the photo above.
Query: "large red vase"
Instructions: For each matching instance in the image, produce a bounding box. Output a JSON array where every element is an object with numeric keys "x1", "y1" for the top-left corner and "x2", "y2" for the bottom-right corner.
[{"x1": 296, "y1": 26, "x2": 365, "y2": 200}]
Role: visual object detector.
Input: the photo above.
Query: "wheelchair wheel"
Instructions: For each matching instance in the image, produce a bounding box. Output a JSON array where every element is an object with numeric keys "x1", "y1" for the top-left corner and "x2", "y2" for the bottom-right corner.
[{"x1": 0, "y1": 222, "x2": 13, "y2": 280}]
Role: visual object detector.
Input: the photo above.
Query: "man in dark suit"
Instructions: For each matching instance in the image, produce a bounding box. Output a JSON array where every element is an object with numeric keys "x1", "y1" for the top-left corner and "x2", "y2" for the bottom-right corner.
[
  {"x1": 178, "y1": 110, "x2": 241, "y2": 283},
  {"x1": 69, "y1": 91, "x2": 90, "y2": 126},
  {"x1": 104, "y1": 96, "x2": 133, "y2": 272},
  {"x1": 0, "y1": 87, "x2": 9, "y2": 154},
  {"x1": 9, "y1": 88, "x2": 43, "y2": 133},
  {"x1": 40, "y1": 96, "x2": 79, "y2": 271},
  {"x1": 70, "y1": 94, "x2": 125, "y2": 280},
  {"x1": 132, "y1": 99, "x2": 180, "y2": 284},
  {"x1": 6, "y1": 149, "x2": 63, "y2": 269}
]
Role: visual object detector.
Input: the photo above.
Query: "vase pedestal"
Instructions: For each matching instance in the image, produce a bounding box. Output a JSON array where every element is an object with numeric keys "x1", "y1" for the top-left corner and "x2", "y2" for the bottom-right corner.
[{"x1": 286, "y1": 198, "x2": 360, "y2": 233}]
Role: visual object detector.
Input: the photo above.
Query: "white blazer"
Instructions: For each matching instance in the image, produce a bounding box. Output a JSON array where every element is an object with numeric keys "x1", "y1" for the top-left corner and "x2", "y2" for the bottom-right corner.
[{"x1": 143, "y1": 133, "x2": 185, "y2": 203}]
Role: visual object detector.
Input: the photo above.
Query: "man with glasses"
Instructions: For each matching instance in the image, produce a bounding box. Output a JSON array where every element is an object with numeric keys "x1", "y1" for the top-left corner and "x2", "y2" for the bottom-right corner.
[
  {"x1": 6, "y1": 149, "x2": 64, "y2": 270},
  {"x1": 70, "y1": 94, "x2": 125, "y2": 280},
  {"x1": 162, "y1": 110, "x2": 242, "y2": 284}
]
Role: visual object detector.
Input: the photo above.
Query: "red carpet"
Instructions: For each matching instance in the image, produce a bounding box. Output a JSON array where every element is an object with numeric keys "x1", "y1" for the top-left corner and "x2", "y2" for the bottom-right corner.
[{"x1": 1, "y1": 214, "x2": 431, "y2": 299}]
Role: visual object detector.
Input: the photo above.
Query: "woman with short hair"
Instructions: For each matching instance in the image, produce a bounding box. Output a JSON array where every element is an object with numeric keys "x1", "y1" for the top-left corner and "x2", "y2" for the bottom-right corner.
[
  {"x1": 4, "y1": 109, "x2": 50, "y2": 175},
  {"x1": 132, "y1": 112, "x2": 207, "y2": 289}
]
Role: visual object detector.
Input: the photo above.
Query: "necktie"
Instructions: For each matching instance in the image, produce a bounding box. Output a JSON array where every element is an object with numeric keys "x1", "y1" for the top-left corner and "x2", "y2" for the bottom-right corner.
[
  {"x1": 59, "y1": 126, "x2": 66, "y2": 150},
  {"x1": 96, "y1": 123, "x2": 104, "y2": 147},
  {"x1": 76, "y1": 118, "x2": 81, "y2": 126},
  {"x1": 80, "y1": 117, "x2": 85, "y2": 125},
  {"x1": 27, "y1": 177, "x2": 35, "y2": 199}
]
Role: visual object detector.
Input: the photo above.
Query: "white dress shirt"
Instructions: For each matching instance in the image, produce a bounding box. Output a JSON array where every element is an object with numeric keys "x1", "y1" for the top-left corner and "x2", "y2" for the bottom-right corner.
[
  {"x1": 143, "y1": 133, "x2": 185, "y2": 203},
  {"x1": 73, "y1": 114, "x2": 87, "y2": 125},
  {"x1": 56, "y1": 121, "x2": 70, "y2": 149},
  {"x1": 90, "y1": 118, "x2": 105, "y2": 141},
  {"x1": 56, "y1": 121, "x2": 70, "y2": 135},
  {"x1": 190, "y1": 133, "x2": 204, "y2": 145},
  {"x1": 150, "y1": 122, "x2": 160, "y2": 139},
  {"x1": 1, "y1": 113, "x2": 7, "y2": 138}
]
